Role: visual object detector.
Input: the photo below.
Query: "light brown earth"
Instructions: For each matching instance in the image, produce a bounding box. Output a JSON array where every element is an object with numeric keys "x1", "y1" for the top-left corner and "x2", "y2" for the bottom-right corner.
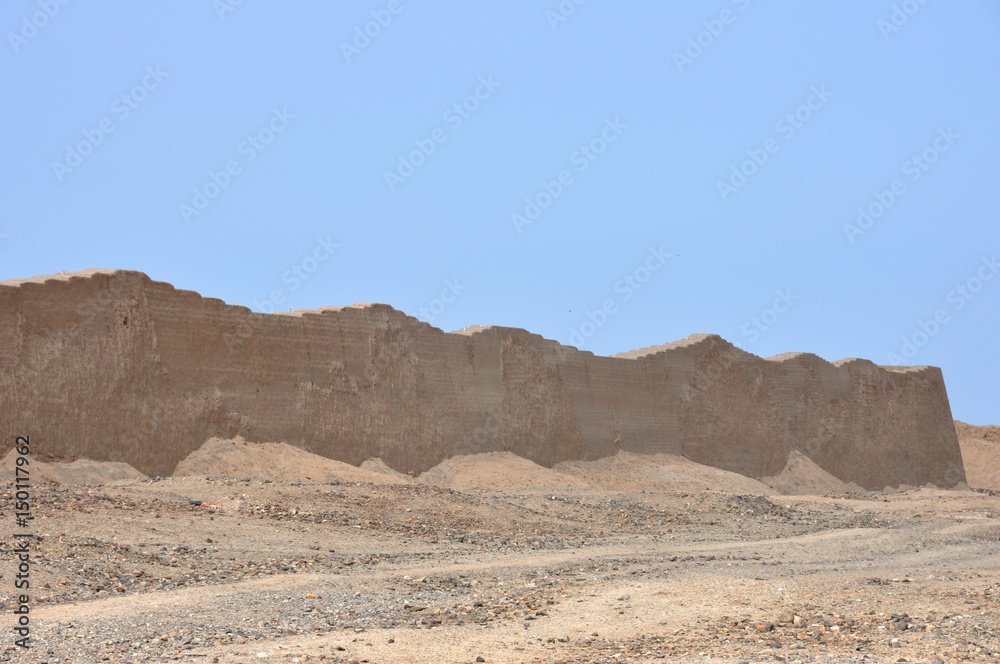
[
  {"x1": 554, "y1": 452, "x2": 771, "y2": 495},
  {"x1": 420, "y1": 452, "x2": 589, "y2": 491},
  {"x1": 3, "y1": 435, "x2": 999, "y2": 664},
  {"x1": 1, "y1": 449, "x2": 147, "y2": 486},
  {"x1": 172, "y1": 437, "x2": 413, "y2": 486},
  {"x1": 956, "y1": 420, "x2": 1000, "y2": 491},
  {"x1": 761, "y1": 451, "x2": 863, "y2": 496}
]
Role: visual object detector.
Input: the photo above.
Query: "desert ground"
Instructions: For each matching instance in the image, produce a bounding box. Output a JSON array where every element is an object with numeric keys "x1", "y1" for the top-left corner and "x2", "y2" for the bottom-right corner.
[{"x1": 2, "y1": 423, "x2": 999, "y2": 664}]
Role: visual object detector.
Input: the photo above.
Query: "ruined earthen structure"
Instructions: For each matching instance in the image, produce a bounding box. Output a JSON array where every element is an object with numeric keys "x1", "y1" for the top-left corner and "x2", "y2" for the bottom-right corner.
[{"x1": 0, "y1": 269, "x2": 966, "y2": 489}]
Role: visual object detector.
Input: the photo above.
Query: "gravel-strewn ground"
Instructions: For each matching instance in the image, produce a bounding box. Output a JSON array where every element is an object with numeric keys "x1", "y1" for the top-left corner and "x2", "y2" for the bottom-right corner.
[{"x1": 2, "y1": 475, "x2": 999, "y2": 663}]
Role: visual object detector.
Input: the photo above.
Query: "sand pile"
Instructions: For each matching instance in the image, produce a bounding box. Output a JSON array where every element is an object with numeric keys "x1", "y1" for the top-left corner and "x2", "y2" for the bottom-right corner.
[
  {"x1": 360, "y1": 458, "x2": 413, "y2": 482},
  {"x1": 554, "y1": 452, "x2": 770, "y2": 494},
  {"x1": 1, "y1": 449, "x2": 146, "y2": 485},
  {"x1": 762, "y1": 450, "x2": 863, "y2": 495},
  {"x1": 172, "y1": 437, "x2": 412, "y2": 484},
  {"x1": 419, "y1": 452, "x2": 589, "y2": 490},
  {"x1": 955, "y1": 420, "x2": 1000, "y2": 491}
]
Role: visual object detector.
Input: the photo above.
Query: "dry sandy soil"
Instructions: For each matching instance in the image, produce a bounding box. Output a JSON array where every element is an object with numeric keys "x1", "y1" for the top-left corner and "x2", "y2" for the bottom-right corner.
[
  {"x1": 2, "y1": 431, "x2": 999, "y2": 664},
  {"x1": 956, "y1": 421, "x2": 1000, "y2": 492}
]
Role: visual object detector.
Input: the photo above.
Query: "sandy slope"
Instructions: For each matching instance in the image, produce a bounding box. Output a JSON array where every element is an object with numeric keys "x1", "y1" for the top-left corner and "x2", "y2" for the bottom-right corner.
[
  {"x1": 171, "y1": 436, "x2": 412, "y2": 485},
  {"x1": 418, "y1": 451, "x2": 589, "y2": 489},
  {"x1": 1, "y1": 448, "x2": 146, "y2": 485},
  {"x1": 762, "y1": 450, "x2": 863, "y2": 495},
  {"x1": 554, "y1": 451, "x2": 771, "y2": 494},
  {"x1": 956, "y1": 419, "x2": 1000, "y2": 491},
  {"x1": 359, "y1": 457, "x2": 414, "y2": 482}
]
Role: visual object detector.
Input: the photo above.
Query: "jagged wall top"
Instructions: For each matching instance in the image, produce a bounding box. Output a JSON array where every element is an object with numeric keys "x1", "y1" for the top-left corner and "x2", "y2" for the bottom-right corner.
[{"x1": 0, "y1": 269, "x2": 937, "y2": 373}]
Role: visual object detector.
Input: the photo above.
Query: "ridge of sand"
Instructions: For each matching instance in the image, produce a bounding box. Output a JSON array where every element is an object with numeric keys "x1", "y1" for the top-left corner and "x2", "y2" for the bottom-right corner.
[
  {"x1": 761, "y1": 450, "x2": 863, "y2": 495},
  {"x1": 1, "y1": 449, "x2": 147, "y2": 485},
  {"x1": 172, "y1": 437, "x2": 412, "y2": 484},
  {"x1": 955, "y1": 419, "x2": 1000, "y2": 491},
  {"x1": 554, "y1": 451, "x2": 771, "y2": 494},
  {"x1": 360, "y1": 457, "x2": 413, "y2": 482},
  {"x1": 418, "y1": 452, "x2": 590, "y2": 490}
]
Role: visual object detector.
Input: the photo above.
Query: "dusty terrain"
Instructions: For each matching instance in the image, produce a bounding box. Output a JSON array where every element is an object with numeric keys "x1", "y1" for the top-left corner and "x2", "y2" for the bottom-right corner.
[
  {"x1": 956, "y1": 421, "x2": 1000, "y2": 492},
  {"x1": 3, "y1": 440, "x2": 999, "y2": 664}
]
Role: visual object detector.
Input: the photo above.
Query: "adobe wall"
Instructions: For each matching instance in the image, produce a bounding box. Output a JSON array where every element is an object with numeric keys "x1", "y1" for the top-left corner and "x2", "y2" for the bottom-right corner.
[{"x1": 0, "y1": 269, "x2": 966, "y2": 489}]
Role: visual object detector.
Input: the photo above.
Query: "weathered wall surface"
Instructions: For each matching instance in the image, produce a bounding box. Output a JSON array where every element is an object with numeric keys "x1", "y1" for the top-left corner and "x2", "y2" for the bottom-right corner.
[{"x1": 0, "y1": 269, "x2": 966, "y2": 489}]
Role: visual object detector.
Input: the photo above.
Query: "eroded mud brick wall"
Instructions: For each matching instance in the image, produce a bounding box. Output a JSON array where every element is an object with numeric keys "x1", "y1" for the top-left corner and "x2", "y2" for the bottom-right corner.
[{"x1": 0, "y1": 270, "x2": 965, "y2": 489}]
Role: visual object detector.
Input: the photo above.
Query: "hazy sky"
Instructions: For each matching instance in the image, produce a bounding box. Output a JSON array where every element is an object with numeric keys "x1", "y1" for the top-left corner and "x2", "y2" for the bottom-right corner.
[{"x1": 2, "y1": 2, "x2": 997, "y2": 424}]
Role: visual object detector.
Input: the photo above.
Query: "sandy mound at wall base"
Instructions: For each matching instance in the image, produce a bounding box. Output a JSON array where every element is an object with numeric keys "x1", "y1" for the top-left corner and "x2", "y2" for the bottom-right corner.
[
  {"x1": 360, "y1": 458, "x2": 414, "y2": 482},
  {"x1": 554, "y1": 452, "x2": 771, "y2": 494},
  {"x1": 762, "y1": 450, "x2": 863, "y2": 495},
  {"x1": 172, "y1": 437, "x2": 411, "y2": 485},
  {"x1": 956, "y1": 420, "x2": 1000, "y2": 491},
  {"x1": 419, "y1": 452, "x2": 590, "y2": 490},
  {"x1": 2, "y1": 449, "x2": 147, "y2": 485}
]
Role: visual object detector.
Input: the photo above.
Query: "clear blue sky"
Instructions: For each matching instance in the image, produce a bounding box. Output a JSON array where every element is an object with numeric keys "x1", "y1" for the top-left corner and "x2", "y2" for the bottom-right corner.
[{"x1": 2, "y1": 2, "x2": 997, "y2": 425}]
